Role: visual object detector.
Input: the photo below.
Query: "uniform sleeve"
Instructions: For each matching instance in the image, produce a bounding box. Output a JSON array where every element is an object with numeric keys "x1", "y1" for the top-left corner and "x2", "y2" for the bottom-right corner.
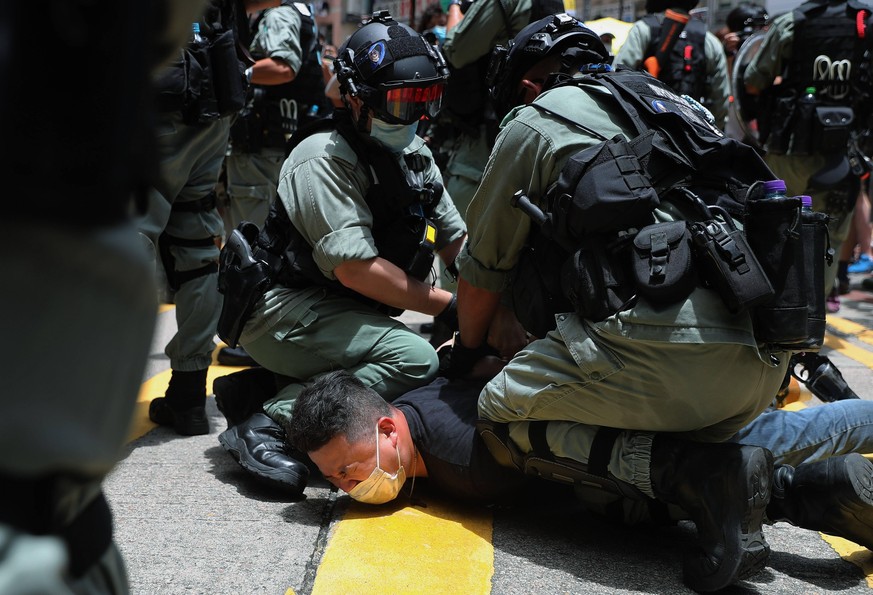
[
  {"x1": 257, "y1": 6, "x2": 304, "y2": 74},
  {"x1": 277, "y1": 141, "x2": 377, "y2": 280},
  {"x1": 442, "y1": 0, "x2": 531, "y2": 68},
  {"x1": 704, "y1": 32, "x2": 730, "y2": 129},
  {"x1": 613, "y1": 19, "x2": 650, "y2": 69},
  {"x1": 457, "y1": 116, "x2": 554, "y2": 293},
  {"x1": 744, "y1": 12, "x2": 794, "y2": 91}
]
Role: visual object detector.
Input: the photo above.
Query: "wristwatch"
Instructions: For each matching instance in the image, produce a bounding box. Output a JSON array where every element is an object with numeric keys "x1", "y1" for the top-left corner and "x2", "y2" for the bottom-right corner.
[{"x1": 448, "y1": 0, "x2": 462, "y2": 7}]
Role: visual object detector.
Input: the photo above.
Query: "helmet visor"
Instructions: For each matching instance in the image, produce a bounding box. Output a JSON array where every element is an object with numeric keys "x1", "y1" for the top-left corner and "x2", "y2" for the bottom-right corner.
[{"x1": 376, "y1": 82, "x2": 444, "y2": 125}]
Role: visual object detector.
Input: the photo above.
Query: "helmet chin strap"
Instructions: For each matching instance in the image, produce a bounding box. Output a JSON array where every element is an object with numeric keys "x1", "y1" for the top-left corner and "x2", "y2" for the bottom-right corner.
[{"x1": 357, "y1": 103, "x2": 372, "y2": 134}]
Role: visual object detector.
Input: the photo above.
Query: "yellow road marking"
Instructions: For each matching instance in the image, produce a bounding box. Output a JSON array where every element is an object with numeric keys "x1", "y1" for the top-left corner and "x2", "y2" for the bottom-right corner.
[
  {"x1": 312, "y1": 499, "x2": 493, "y2": 595},
  {"x1": 828, "y1": 315, "x2": 873, "y2": 348},
  {"x1": 825, "y1": 333, "x2": 873, "y2": 369}
]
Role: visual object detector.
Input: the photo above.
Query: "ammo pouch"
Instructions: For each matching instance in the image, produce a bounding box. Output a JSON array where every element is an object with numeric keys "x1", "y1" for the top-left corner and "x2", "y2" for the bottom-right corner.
[
  {"x1": 217, "y1": 222, "x2": 276, "y2": 347},
  {"x1": 813, "y1": 106, "x2": 854, "y2": 154},
  {"x1": 631, "y1": 221, "x2": 695, "y2": 305},
  {"x1": 689, "y1": 212, "x2": 774, "y2": 314},
  {"x1": 561, "y1": 232, "x2": 637, "y2": 322},
  {"x1": 744, "y1": 192, "x2": 808, "y2": 348}
]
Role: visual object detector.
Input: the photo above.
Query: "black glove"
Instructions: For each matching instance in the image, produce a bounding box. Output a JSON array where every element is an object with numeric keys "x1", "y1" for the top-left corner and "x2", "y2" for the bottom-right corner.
[
  {"x1": 438, "y1": 332, "x2": 499, "y2": 379},
  {"x1": 434, "y1": 294, "x2": 459, "y2": 332}
]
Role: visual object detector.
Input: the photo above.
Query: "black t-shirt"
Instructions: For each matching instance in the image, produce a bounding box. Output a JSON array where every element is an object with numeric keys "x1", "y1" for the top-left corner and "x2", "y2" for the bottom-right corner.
[{"x1": 394, "y1": 377, "x2": 528, "y2": 503}]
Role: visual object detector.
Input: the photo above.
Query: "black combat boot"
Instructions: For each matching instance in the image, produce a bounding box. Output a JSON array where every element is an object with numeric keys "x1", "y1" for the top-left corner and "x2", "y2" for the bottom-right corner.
[
  {"x1": 768, "y1": 454, "x2": 873, "y2": 550},
  {"x1": 218, "y1": 412, "x2": 309, "y2": 496},
  {"x1": 216, "y1": 344, "x2": 258, "y2": 367},
  {"x1": 650, "y1": 437, "x2": 773, "y2": 592},
  {"x1": 213, "y1": 367, "x2": 278, "y2": 427},
  {"x1": 149, "y1": 369, "x2": 210, "y2": 436}
]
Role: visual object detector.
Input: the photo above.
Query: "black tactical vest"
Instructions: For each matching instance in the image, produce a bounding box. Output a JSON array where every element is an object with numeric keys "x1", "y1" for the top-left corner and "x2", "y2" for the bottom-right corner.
[
  {"x1": 256, "y1": 2, "x2": 327, "y2": 108},
  {"x1": 642, "y1": 14, "x2": 707, "y2": 104},
  {"x1": 257, "y1": 113, "x2": 443, "y2": 315}
]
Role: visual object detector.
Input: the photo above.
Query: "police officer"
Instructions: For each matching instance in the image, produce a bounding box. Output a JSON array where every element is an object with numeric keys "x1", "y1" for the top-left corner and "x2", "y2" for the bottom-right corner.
[
  {"x1": 0, "y1": 2, "x2": 215, "y2": 592},
  {"x1": 615, "y1": 0, "x2": 731, "y2": 129},
  {"x1": 216, "y1": 12, "x2": 466, "y2": 496},
  {"x1": 743, "y1": 0, "x2": 873, "y2": 304},
  {"x1": 456, "y1": 14, "x2": 788, "y2": 591},
  {"x1": 143, "y1": 1, "x2": 268, "y2": 436},
  {"x1": 219, "y1": 1, "x2": 330, "y2": 367}
]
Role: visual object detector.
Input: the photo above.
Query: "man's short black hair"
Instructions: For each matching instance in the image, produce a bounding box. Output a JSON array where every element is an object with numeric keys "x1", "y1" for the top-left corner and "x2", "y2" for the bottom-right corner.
[{"x1": 285, "y1": 371, "x2": 393, "y2": 453}]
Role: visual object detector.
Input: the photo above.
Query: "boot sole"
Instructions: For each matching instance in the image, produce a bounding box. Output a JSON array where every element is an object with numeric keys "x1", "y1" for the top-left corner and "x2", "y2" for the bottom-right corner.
[
  {"x1": 805, "y1": 453, "x2": 873, "y2": 549},
  {"x1": 685, "y1": 446, "x2": 772, "y2": 593},
  {"x1": 218, "y1": 427, "x2": 307, "y2": 495}
]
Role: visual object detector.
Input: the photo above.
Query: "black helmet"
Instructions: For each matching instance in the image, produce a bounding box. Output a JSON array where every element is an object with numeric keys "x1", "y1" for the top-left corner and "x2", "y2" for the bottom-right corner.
[
  {"x1": 334, "y1": 11, "x2": 449, "y2": 125},
  {"x1": 726, "y1": 2, "x2": 769, "y2": 32},
  {"x1": 488, "y1": 13, "x2": 609, "y2": 119}
]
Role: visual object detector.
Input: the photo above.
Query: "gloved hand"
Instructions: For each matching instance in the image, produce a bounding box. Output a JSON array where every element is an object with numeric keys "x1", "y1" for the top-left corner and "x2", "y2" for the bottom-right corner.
[
  {"x1": 438, "y1": 332, "x2": 499, "y2": 379},
  {"x1": 434, "y1": 293, "x2": 459, "y2": 332}
]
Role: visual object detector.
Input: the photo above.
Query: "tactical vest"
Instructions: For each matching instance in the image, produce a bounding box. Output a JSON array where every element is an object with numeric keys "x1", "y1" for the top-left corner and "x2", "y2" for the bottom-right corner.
[
  {"x1": 256, "y1": 2, "x2": 327, "y2": 108},
  {"x1": 442, "y1": 0, "x2": 565, "y2": 125},
  {"x1": 153, "y1": 0, "x2": 248, "y2": 124},
  {"x1": 642, "y1": 14, "x2": 707, "y2": 104},
  {"x1": 511, "y1": 67, "x2": 829, "y2": 351},
  {"x1": 760, "y1": 0, "x2": 873, "y2": 155},
  {"x1": 257, "y1": 113, "x2": 443, "y2": 316}
]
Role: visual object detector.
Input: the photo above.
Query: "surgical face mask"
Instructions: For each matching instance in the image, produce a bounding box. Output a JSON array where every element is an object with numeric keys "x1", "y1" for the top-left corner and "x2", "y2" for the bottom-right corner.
[
  {"x1": 347, "y1": 427, "x2": 406, "y2": 504},
  {"x1": 430, "y1": 25, "x2": 446, "y2": 44},
  {"x1": 369, "y1": 117, "x2": 418, "y2": 153}
]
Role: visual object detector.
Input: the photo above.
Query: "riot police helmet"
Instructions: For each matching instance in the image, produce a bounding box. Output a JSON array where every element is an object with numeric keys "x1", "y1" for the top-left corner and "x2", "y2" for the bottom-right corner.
[
  {"x1": 726, "y1": 2, "x2": 769, "y2": 33},
  {"x1": 334, "y1": 11, "x2": 449, "y2": 125},
  {"x1": 488, "y1": 13, "x2": 609, "y2": 119}
]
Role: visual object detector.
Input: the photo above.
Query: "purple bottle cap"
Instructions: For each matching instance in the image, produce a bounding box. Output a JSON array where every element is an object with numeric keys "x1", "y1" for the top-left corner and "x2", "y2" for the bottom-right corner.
[
  {"x1": 800, "y1": 195, "x2": 812, "y2": 208},
  {"x1": 763, "y1": 179, "x2": 787, "y2": 194}
]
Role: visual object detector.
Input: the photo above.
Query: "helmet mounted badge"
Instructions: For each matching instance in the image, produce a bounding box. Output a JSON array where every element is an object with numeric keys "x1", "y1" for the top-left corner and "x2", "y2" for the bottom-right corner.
[
  {"x1": 334, "y1": 11, "x2": 450, "y2": 126},
  {"x1": 487, "y1": 13, "x2": 609, "y2": 119}
]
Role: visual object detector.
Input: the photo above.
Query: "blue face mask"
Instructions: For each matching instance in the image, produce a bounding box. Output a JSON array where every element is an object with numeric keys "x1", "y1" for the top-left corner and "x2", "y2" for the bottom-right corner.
[
  {"x1": 370, "y1": 117, "x2": 418, "y2": 153},
  {"x1": 430, "y1": 25, "x2": 446, "y2": 43}
]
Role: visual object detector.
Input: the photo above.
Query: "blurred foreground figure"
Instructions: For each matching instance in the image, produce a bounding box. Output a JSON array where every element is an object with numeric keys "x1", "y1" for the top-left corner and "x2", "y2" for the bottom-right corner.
[{"x1": 0, "y1": 2, "x2": 204, "y2": 593}]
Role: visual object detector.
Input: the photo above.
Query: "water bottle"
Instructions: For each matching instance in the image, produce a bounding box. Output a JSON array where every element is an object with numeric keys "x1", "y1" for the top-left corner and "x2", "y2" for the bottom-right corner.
[
  {"x1": 192, "y1": 22, "x2": 204, "y2": 45},
  {"x1": 798, "y1": 193, "x2": 828, "y2": 348},
  {"x1": 762, "y1": 178, "x2": 787, "y2": 199},
  {"x1": 791, "y1": 86, "x2": 817, "y2": 155},
  {"x1": 800, "y1": 195, "x2": 813, "y2": 212}
]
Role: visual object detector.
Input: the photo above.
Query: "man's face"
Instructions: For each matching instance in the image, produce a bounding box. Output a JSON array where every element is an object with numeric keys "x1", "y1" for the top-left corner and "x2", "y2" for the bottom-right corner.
[{"x1": 309, "y1": 426, "x2": 400, "y2": 494}]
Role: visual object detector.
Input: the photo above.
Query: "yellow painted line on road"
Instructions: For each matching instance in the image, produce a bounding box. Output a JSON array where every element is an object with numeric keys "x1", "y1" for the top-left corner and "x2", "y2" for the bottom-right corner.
[
  {"x1": 824, "y1": 333, "x2": 873, "y2": 369},
  {"x1": 312, "y1": 499, "x2": 493, "y2": 595},
  {"x1": 822, "y1": 537, "x2": 873, "y2": 588},
  {"x1": 828, "y1": 315, "x2": 873, "y2": 349},
  {"x1": 128, "y1": 344, "x2": 247, "y2": 442}
]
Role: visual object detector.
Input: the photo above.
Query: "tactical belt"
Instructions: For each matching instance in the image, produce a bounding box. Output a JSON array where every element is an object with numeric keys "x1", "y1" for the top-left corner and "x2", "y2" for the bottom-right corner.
[{"x1": 0, "y1": 474, "x2": 113, "y2": 578}]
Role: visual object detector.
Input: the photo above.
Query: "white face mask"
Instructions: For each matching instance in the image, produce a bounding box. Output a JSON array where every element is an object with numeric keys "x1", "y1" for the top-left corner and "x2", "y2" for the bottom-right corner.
[
  {"x1": 369, "y1": 117, "x2": 418, "y2": 153},
  {"x1": 347, "y1": 427, "x2": 406, "y2": 505}
]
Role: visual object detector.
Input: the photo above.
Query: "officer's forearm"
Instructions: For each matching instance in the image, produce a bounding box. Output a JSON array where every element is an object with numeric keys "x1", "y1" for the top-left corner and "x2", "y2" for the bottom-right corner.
[
  {"x1": 438, "y1": 234, "x2": 466, "y2": 269},
  {"x1": 250, "y1": 57, "x2": 295, "y2": 85},
  {"x1": 457, "y1": 277, "x2": 500, "y2": 348},
  {"x1": 334, "y1": 257, "x2": 453, "y2": 315}
]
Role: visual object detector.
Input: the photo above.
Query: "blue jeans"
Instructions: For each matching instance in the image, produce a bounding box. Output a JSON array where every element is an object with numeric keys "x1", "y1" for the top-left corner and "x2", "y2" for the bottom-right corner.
[{"x1": 730, "y1": 400, "x2": 873, "y2": 467}]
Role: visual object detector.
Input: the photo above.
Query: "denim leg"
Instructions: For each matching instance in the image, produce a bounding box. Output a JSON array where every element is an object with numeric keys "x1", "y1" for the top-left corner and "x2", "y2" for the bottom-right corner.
[{"x1": 730, "y1": 400, "x2": 873, "y2": 467}]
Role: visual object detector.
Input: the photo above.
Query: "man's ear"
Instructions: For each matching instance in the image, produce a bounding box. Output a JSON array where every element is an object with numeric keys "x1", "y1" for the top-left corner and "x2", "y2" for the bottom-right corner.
[
  {"x1": 377, "y1": 416, "x2": 397, "y2": 439},
  {"x1": 519, "y1": 78, "x2": 544, "y2": 104}
]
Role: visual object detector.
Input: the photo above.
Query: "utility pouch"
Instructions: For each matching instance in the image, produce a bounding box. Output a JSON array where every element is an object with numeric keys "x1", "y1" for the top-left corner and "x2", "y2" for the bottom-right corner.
[
  {"x1": 764, "y1": 92, "x2": 796, "y2": 154},
  {"x1": 209, "y1": 29, "x2": 247, "y2": 116},
  {"x1": 217, "y1": 223, "x2": 275, "y2": 348},
  {"x1": 376, "y1": 214, "x2": 437, "y2": 282},
  {"x1": 795, "y1": 210, "x2": 831, "y2": 350},
  {"x1": 813, "y1": 106, "x2": 854, "y2": 154},
  {"x1": 511, "y1": 237, "x2": 572, "y2": 339},
  {"x1": 555, "y1": 134, "x2": 660, "y2": 235},
  {"x1": 631, "y1": 221, "x2": 695, "y2": 305},
  {"x1": 229, "y1": 107, "x2": 263, "y2": 154},
  {"x1": 561, "y1": 232, "x2": 636, "y2": 322},
  {"x1": 744, "y1": 193, "x2": 808, "y2": 347},
  {"x1": 153, "y1": 53, "x2": 192, "y2": 113},
  {"x1": 689, "y1": 214, "x2": 774, "y2": 313}
]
